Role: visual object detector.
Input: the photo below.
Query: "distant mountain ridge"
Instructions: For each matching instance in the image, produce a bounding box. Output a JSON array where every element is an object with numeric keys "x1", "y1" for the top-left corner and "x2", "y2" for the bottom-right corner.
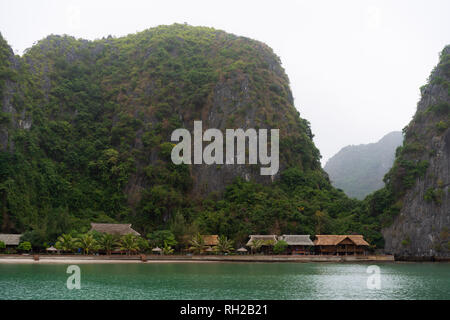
[{"x1": 324, "y1": 131, "x2": 403, "y2": 199}]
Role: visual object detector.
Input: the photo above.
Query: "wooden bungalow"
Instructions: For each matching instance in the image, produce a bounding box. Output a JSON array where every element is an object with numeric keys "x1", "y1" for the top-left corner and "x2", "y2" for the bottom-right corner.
[
  {"x1": 246, "y1": 235, "x2": 278, "y2": 254},
  {"x1": 314, "y1": 235, "x2": 370, "y2": 256},
  {"x1": 278, "y1": 235, "x2": 314, "y2": 255},
  {"x1": 90, "y1": 223, "x2": 140, "y2": 236},
  {"x1": 0, "y1": 234, "x2": 22, "y2": 248}
]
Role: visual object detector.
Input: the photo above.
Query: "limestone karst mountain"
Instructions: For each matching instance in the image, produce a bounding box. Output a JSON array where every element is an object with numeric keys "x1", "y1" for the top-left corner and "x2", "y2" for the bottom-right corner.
[
  {"x1": 1, "y1": 25, "x2": 375, "y2": 245},
  {"x1": 324, "y1": 131, "x2": 403, "y2": 200},
  {"x1": 380, "y1": 46, "x2": 450, "y2": 259}
]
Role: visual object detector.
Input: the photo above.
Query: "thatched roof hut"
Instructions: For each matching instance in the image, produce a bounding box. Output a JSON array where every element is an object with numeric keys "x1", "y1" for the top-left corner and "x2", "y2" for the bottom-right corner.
[
  {"x1": 314, "y1": 235, "x2": 369, "y2": 246},
  {"x1": 246, "y1": 235, "x2": 278, "y2": 246},
  {"x1": 90, "y1": 223, "x2": 140, "y2": 236},
  {"x1": 278, "y1": 235, "x2": 314, "y2": 246},
  {"x1": 314, "y1": 235, "x2": 370, "y2": 255},
  {"x1": 202, "y1": 235, "x2": 219, "y2": 246},
  {"x1": 0, "y1": 234, "x2": 22, "y2": 246}
]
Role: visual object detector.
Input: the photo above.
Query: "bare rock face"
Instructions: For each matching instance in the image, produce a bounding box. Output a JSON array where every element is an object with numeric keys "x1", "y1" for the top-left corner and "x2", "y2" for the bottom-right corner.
[
  {"x1": 382, "y1": 46, "x2": 450, "y2": 260},
  {"x1": 0, "y1": 34, "x2": 33, "y2": 152},
  {"x1": 0, "y1": 35, "x2": 17, "y2": 150}
]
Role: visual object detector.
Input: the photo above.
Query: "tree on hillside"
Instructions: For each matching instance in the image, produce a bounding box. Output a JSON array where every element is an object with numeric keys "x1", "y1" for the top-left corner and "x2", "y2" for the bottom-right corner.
[{"x1": 314, "y1": 210, "x2": 330, "y2": 234}]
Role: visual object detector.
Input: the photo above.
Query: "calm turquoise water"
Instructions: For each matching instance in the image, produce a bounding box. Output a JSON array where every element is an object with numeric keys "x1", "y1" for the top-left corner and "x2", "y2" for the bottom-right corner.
[{"x1": 0, "y1": 262, "x2": 449, "y2": 300}]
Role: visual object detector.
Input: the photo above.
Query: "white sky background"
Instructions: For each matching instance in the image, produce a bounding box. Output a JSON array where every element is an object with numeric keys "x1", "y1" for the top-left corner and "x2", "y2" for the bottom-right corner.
[{"x1": 1, "y1": 0, "x2": 449, "y2": 164}]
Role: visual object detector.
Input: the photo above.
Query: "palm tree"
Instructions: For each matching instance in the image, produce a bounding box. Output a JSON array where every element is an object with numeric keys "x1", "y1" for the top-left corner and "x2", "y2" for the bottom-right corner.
[
  {"x1": 250, "y1": 239, "x2": 264, "y2": 254},
  {"x1": 75, "y1": 233, "x2": 98, "y2": 255},
  {"x1": 137, "y1": 237, "x2": 150, "y2": 254},
  {"x1": 97, "y1": 233, "x2": 119, "y2": 255},
  {"x1": 189, "y1": 233, "x2": 206, "y2": 254},
  {"x1": 118, "y1": 234, "x2": 139, "y2": 255},
  {"x1": 163, "y1": 242, "x2": 174, "y2": 255},
  {"x1": 55, "y1": 234, "x2": 76, "y2": 253},
  {"x1": 213, "y1": 235, "x2": 234, "y2": 254}
]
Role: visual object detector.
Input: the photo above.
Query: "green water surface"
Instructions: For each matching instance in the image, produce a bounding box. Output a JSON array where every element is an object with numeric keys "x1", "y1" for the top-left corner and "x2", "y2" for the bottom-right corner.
[{"x1": 0, "y1": 262, "x2": 449, "y2": 300}]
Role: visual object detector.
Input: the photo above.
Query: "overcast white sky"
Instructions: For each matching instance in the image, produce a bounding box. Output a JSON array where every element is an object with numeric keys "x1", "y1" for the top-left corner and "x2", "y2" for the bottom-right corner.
[{"x1": 1, "y1": 0, "x2": 449, "y2": 164}]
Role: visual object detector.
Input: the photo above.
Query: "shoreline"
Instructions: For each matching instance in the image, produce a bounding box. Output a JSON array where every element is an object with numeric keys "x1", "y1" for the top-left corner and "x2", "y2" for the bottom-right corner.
[
  {"x1": 0, "y1": 254, "x2": 398, "y2": 264},
  {"x1": 2, "y1": 254, "x2": 448, "y2": 264}
]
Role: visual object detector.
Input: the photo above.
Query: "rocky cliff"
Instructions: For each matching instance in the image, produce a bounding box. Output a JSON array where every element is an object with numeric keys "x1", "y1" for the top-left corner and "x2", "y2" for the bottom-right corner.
[
  {"x1": 382, "y1": 46, "x2": 450, "y2": 260},
  {"x1": 0, "y1": 25, "x2": 319, "y2": 194},
  {"x1": 324, "y1": 131, "x2": 403, "y2": 199},
  {"x1": 3, "y1": 25, "x2": 358, "y2": 241},
  {"x1": 0, "y1": 33, "x2": 22, "y2": 151}
]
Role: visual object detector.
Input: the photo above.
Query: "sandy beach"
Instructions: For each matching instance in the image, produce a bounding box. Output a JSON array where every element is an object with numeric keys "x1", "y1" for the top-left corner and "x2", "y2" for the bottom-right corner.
[
  {"x1": 0, "y1": 257, "x2": 219, "y2": 264},
  {"x1": 0, "y1": 254, "x2": 396, "y2": 264}
]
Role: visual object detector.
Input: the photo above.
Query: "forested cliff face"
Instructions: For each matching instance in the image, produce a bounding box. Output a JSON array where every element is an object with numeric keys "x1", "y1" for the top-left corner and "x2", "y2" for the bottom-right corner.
[
  {"x1": 380, "y1": 46, "x2": 450, "y2": 259},
  {"x1": 324, "y1": 131, "x2": 403, "y2": 200},
  {"x1": 0, "y1": 24, "x2": 385, "y2": 248}
]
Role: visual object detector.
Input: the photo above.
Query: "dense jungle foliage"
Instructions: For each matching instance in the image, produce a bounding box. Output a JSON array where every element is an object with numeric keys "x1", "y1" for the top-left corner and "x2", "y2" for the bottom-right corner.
[{"x1": 0, "y1": 24, "x2": 418, "y2": 250}]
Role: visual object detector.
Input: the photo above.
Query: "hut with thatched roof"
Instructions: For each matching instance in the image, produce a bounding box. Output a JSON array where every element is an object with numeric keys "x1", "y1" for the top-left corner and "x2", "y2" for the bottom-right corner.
[
  {"x1": 0, "y1": 234, "x2": 22, "y2": 247},
  {"x1": 246, "y1": 235, "x2": 277, "y2": 254},
  {"x1": 314, "y1": 235, "x2": 369, "y2": 255},
  {"x1": 278, "y1": 235, "x2": 314, "y2": 255},
  {"x1": 202, "y1": 235, "x2": 219, "y2": 247},
  {"x1": 90, "y1": 223, "x2": 140, "y2": 236}
]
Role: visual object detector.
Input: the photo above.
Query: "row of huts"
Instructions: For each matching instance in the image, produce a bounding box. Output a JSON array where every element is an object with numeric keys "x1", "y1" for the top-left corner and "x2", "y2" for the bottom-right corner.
[
  {"x1": 0, "y1": 223, "x2": 371, "y2": 255},
  {"x1": 245, "y1": 234, "x2": 370, "y2": 255},
  {"x1": 89, "y1": 224, "x2": 371, "y2": 255}
]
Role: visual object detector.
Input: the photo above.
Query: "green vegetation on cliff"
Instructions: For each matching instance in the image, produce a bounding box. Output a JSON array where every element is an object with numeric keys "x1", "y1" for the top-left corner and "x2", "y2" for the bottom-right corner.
[
  {"x1": 366, "y1": 47, "x2": 449, "y2": 250},
  {"x1": 0, "y1": 25, "x2": 384, "y2": 249}
]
